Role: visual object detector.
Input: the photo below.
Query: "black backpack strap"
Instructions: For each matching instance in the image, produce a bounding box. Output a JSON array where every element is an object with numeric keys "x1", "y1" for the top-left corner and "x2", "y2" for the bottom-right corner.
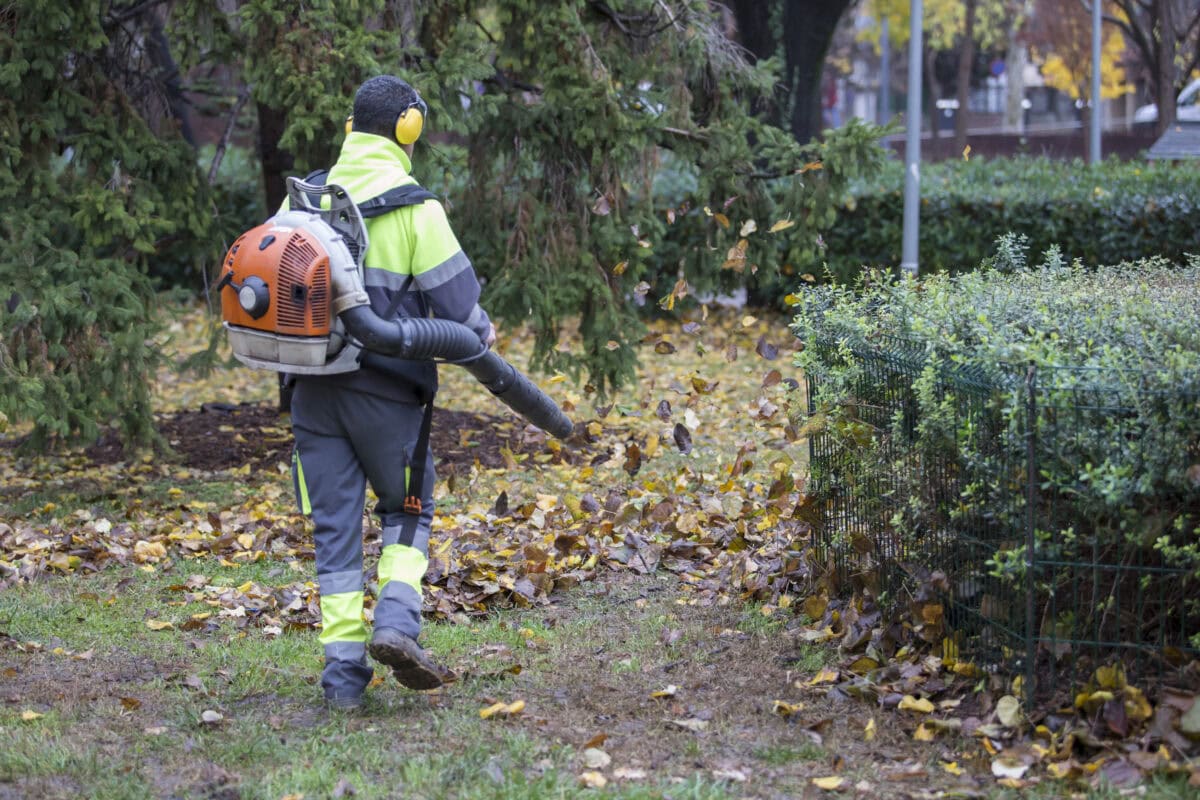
[
  {"x1": 358, "y1": 184, "x2": 438, "y2": 218},
  {"x1": 397, "y1": 399, "x2": 435, "y2": 547}
]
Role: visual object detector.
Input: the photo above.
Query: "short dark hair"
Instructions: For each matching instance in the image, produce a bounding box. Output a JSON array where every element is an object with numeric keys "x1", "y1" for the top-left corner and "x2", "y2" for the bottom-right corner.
[{"x1": 352, "y1": 76, "x2": 420, "y2": 139}]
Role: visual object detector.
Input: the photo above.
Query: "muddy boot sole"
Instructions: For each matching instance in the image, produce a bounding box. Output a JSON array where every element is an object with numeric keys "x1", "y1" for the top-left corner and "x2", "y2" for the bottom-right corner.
[{"x1": 368, "y1": 632, "x2": 444, "y2": 691}]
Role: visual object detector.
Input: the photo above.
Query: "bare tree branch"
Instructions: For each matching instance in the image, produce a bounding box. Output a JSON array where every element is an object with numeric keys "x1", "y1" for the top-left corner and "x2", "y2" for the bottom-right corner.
[{"x1": 208, "y1": 88, "x2": 251, "y2": 186}]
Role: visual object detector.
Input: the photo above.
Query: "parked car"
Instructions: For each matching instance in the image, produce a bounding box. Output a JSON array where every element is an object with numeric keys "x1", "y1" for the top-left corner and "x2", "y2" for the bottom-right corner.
[{"x1": 1133, "y1": 78, "x2": 1200, "y2": 125}]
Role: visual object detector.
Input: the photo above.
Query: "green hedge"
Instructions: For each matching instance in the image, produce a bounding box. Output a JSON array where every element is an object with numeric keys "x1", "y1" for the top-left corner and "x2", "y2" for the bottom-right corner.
[
  {"x1": 791, "y1": 246, "x2": 1200, "y2": 660},
  {"x1": 822, "y1": 157, "x2": 1200, "y2": 282}
]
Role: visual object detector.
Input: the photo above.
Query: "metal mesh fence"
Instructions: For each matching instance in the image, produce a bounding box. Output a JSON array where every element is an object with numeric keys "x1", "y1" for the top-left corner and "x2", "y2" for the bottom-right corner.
[{"x1": 806, "y1": 339, "x2": 1200, "y2": 704}]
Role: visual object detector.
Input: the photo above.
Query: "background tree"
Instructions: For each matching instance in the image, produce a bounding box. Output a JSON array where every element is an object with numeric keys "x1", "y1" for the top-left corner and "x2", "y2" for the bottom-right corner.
[
  {"x1": 1108, "y1": 0, "x2": 1200, "y2": 135},
  {"x1": 1, "y1": 0, "x2": 885, "y2": 446},
  {"x1": 1031, "y1": 0, "x2": 1133, "y2": 158},
  {"x1": 865, "y1": 0, "x2": 1025, "y2": 149},
  {"x1": 726, "y1": 0, "x2": 855, "y2": 143}
]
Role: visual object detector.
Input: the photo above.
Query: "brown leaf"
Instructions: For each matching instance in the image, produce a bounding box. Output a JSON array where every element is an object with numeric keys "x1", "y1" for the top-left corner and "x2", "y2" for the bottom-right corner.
[
  {"x1": 762, "y1": 370, "x2": 782, "y2": 388},
  {"x1": 755, "y1": 336, "x2": 779, "y2": 361},
  {"x1": 623, "y1": 443, "x2": 643, "y2": 476},
  {"x1": 654, "y1": 340, "x2": 677, "y2": 355},
  {"x1": 672, "y1": 424, "x2": 693, "y2": 454}
]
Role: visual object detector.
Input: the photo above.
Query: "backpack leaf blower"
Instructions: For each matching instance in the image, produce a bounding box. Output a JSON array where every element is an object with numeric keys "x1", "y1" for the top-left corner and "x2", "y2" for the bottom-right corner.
[{"x1": 219, "y1": 177, "x2": 574, "y2": 440}]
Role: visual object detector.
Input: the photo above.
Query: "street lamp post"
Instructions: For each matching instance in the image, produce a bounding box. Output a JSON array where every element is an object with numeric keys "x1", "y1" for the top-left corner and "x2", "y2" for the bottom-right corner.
[{"x1": 901, "y1": 0, "x2": 923, "y2": 276}]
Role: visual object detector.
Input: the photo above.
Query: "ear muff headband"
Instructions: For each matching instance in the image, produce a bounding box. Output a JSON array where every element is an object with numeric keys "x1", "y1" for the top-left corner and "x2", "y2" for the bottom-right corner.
[
  {"x1": 393, "y1": 97, "x2": 426, "y2": 145},
  {"x1": 344, "y1": 96, "x2": 427, "y2": 145}
]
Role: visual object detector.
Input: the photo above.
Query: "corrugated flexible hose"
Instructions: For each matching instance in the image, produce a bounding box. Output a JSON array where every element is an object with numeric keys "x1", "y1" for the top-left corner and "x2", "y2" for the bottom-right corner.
[{"x1": 339, "y1": 307, "x2": 575, "y2": 440}]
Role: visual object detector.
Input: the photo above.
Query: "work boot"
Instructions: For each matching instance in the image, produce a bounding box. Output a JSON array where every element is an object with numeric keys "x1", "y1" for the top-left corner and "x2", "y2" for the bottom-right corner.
[
  {"x1": 368, "y1": 627, "x2": 444, "y2": 690},
  {"x1": 322, "y1": 655, "x2": 374, "y2": 710}
]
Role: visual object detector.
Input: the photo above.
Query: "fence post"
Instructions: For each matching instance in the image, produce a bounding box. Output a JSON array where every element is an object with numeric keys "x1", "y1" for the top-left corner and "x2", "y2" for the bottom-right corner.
[{"x1": 1023, "y1": 363, "x2": 1037, "y2": 705}]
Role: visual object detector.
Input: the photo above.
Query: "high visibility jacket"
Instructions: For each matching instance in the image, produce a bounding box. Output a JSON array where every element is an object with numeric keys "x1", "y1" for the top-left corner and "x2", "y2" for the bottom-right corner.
[{"x1": 292, "y1": 132, "x2": 491, "y2": 404}]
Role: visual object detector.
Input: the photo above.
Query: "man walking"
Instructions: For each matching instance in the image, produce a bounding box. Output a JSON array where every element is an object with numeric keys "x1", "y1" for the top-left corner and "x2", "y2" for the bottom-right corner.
[{"x1": 288, "y1": 75, "x2": 495, "y2": 709}]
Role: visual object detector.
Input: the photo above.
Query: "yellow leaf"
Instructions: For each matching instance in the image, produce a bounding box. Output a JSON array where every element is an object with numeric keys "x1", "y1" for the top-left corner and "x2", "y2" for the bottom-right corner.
[
  {"x1": 1094, "y1": 665, "x2": 1125, "y2": 691},
  {"x1": 480, "y1": 699, "x2": 525, "y2": 719},
  {"x1": 236, "y1": 533, "x2": 255, "y2": 550},
  {"x1": 650, "y1": 685, "x2": 678, "y2": 699},
  {"x1": 942, "y1": 761, "x2": 964, "y2": 776},
  {"x1": 773, "y1": 700, "x2": 804, "y2": 717},
  {"x1": 811, "y1": 776, "x2": 845, "y2": 790},
  {"x1": 133, "y1": 540, "x2": 167, "y2": 562},
  {"x1": 807, "y1": 668, "x2": 839, "y2": 686},
  {"x1": 578, "y1": 771, "x2": 607, "y2": 788},
  {"x1": 913, "y1": 723, "x2": 937, "y2": 741},
  {"x1": 798, "y1": 160, "x2": 823, "y2": 173},
  {"x1": 802, "y1": 594, "x2": 827, "y2": 620},
  {"x1": 713, "y1": 213, "x2": 730, "y2": 229},
  {"x1": 768, "y1": 218, "x2": 795, "y2": 233},
  {"x1": 20, "y1": 710, "x2": 43, "y2": 721},
  {"x1": 612, "y1": 261, "x2": 628, "y2": 275},
  {"x1": 741, "y1": 315, "x2": 757, "y2": 327},
  {"x1": 962, "y1": 145, "x2": 971, "y2": 161},
  {"x1": 898, "y1": 695, "x2": 935, "y2": 714},
  {"x1": 847, "y1": 656, "x2": 879, "y2": 674},
  {"x1": 739, "y1": 219, "x2": 757, "y2": 237},
  {"x1": 864, "y1": 717, "x2": 876, "y2": 741},
  {"x1": 145, "y1": 620, "x2": 174, "y2": 631},
  {"x1": 800, "y1": 273, "x2": 816, "y2": 283},
  {"x1": 996, "y1": 695, "x2": 1023, "y2": 728}
]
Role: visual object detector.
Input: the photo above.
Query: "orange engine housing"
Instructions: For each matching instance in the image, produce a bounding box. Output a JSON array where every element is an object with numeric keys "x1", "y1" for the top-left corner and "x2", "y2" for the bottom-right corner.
[{"x1": 221, "y1": 222, "x2": 332, "y2": 336}]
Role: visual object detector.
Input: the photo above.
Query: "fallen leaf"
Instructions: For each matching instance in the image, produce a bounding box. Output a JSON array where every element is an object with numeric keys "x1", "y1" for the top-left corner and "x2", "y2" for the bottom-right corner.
[
  {"x1": 991, "y1": 756, "x2": 1030, "y2": 779},
  {"x1": 651, "y1": 685, "x2": 678, "y2": 699},
  {"x1": 811, "y1": 776, "x2": 844, "y2": 790},
  {"x1": 671, "y1": 717, "x2": 709, "y2": 733},
  {"x1": 145, "y1": 620, "x2": 174, "y2": 631},
  {"x1": 996, "y1": 695, "x2": 1022, "y2": 728},
  {"x1": 20, "y1": 710, "x2": 43, "y2": 721},
  {"x1": 199, "y1": 709, "x2": 224, "y2": 725},
  {"x1": 807, "y1": 668, "x2": 839, "y2": 686},
  {"x1": 613, "y1": 767, "x2": 647, "y2": 780},
  {"x1": 769, "y1": 219, "x2": 795, "y2": 233},
  {"x1": 773, "y1": 700, "x2": 804, "y2": 717},
  {"x1": 578, "y1": 771, "x2": 607, "y2": 789},
  {"x1": 480, "y1": 699, "x2": 525, "y2": 720},
  {"x1": 898, "y1": 695, "x2": 935, "y2": 714},
  {"x1": 864, "y1": 717, "x2": 876, "y2": 741},
  {"x1": 582, "y1": 748, "x2": 611, "y2": 769}
]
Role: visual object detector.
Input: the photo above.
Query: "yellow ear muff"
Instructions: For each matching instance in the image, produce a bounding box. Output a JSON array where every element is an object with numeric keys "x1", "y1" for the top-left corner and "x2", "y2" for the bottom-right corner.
[
  {"x1": 345, "y1": 115, "x2": 354, "y2": 135},
  {"x1": 394, "y1": 105, "x2": 424, "y2": 145}
]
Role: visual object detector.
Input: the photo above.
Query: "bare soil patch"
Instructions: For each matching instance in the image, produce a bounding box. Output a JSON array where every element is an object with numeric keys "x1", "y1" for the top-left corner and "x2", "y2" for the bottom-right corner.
[{"x1": 80, "y1": 401, "x2": 569, "y2": 474}]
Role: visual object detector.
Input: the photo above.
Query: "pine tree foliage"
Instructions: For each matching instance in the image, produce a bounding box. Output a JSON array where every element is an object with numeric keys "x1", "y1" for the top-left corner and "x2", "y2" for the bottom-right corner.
[
  {"x1": 0, "y1": 1, "x2": 218, "y2": 448},
  {"x1": 1, "y1": 0, "x2": 884, "y2": 446}
]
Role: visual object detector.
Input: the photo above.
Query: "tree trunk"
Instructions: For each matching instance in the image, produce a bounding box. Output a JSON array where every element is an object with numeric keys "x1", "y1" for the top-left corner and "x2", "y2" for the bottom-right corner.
[
  {"x1": 728, "y1": 0, "x2": 783, "y2": 124},
  {"x1": 1155, "y1": 0, "x2": 1178, "y2": 135},
  {"x1": 256, "y1": 101, "x2": 294, "y2": 213},
  {"x1": 953, "y1": 0, "x2": 978, "y2": 152},
  {"x1": 925, "y1": 46, "x2": 943, "y2": 138},
  {"x1": 145, "y1": 13, "x2": 196, "y2": 147},
  {"x1": 782, "y1": 0, "x2": 852, "y2": 143}
]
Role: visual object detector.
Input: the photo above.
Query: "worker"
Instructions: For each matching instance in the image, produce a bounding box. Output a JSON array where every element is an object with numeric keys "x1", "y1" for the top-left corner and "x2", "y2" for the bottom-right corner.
[{"x1": 287, "y1": 75, "x2": 495, "y2": 709}]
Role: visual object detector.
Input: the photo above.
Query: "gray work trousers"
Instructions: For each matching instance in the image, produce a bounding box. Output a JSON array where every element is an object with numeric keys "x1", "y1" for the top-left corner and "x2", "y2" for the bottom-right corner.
[{"x1": 290, "y1": 380, "x2": 435, "y2": 695}]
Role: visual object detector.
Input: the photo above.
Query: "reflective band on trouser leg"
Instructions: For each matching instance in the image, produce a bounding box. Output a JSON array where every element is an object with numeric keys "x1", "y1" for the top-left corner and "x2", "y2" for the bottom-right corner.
[
  {"x1": 292, "y1": 448, "x2": 312, "y2": 516},
  {"x1": 374, "y1": 543, "x2": 428, "y2": 640},
  {"x1": 319, "y1": 592, "x2": 368, "y2": 647}
]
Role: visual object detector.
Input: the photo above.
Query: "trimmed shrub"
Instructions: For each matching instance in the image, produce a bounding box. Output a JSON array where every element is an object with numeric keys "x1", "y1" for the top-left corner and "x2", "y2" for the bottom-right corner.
[
  {"x1": 823, "y1": 157, "x2": 1200, "y2": 282},
  {"x1": 791, "y1": 244, "x2": 1200, "y2": 684}
]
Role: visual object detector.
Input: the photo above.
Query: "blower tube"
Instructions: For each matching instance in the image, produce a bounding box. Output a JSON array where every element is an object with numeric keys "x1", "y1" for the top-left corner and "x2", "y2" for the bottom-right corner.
[{"x1": 339, "y1": 306, "x2": 575, "y2": 440}]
